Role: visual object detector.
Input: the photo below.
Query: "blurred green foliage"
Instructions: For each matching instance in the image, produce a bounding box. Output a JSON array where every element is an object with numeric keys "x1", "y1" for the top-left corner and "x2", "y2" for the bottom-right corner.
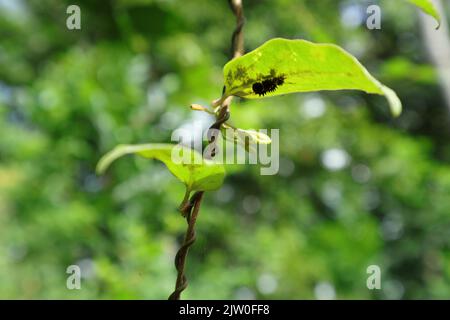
[{"x1": 0, "y1": 0, "x2": 449, "y2": 299}]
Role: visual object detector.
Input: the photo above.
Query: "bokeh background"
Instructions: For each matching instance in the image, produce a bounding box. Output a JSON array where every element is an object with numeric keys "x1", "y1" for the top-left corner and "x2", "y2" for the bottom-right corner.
[{"x1": 0, "y1": 0, "x2": 449, "y2": 299}]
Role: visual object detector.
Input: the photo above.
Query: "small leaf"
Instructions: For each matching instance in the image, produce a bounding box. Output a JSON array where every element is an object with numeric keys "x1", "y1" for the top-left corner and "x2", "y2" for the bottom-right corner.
[
  {"x1": 190, "y1": 104, "x2": 215, "y2": 115},
  {"x1": 223, "y1": 38, "x2": 402, "y2": 116},
  {"x1": 242, "y1": 130, "x2": 272, "y2": 145},
  {"x1": 406, "y1": 0, "x2": 441, "y2": 29},
  {"x1": 222, "y1": 126, "x2": 271, "y2": 153},
  {"x1": 97, "y1": 143, "x2": 225, "y2": 192}
]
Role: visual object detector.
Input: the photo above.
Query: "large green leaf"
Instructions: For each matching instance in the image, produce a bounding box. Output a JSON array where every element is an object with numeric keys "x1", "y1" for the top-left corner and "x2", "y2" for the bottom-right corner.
[
  {"x1": 223, "y1": 38, "x2": 402, "y2": 116},
  {"x1": 96, "y1": 143, "x2": 225, "y2": 192},
  {"x1": 406, "y1": 0, "x2": 441, "y2": 28}
]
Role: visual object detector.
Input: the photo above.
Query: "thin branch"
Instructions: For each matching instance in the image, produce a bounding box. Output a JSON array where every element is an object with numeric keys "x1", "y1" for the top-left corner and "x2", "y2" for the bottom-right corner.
[
  {"x1": 229, "y1": 0, "x2": 245, "y2": 59},
  {"x1": 168, "y1": 0, "x2": 245, "y2": 300},
  {"x1": 168, "y1": 191, "x2": 204, "y2": 300}
]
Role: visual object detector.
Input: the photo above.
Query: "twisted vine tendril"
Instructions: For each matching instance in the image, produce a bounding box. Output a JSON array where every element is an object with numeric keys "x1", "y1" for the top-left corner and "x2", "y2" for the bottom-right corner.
[{"x1": 168, "y1": 0, "x2": 244, "y2": 300}]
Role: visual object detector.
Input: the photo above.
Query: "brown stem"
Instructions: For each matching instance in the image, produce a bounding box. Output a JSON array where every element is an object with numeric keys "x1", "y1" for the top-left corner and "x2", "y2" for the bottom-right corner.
[
  {"x1": 228, "y1": 0, "x2": 245, "y2": 59},
  {"x1": 168, "y1": 0, "x2": 245, "y2": 300},
  {"x1": 168, "y1": 191, "x2": 204, "y2": 300}
]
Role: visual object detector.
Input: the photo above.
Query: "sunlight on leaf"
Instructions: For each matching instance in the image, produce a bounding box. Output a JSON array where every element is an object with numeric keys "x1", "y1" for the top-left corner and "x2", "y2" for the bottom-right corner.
[
  {"x1": 222, "y1": 126, "x2": 272, "y2": 153},
  {"x1": 97, "y1": 143, "x2": 225, "y2": 192},
  {"x1": 223, "y1": 38, "x2": 402, "y2": 116}
]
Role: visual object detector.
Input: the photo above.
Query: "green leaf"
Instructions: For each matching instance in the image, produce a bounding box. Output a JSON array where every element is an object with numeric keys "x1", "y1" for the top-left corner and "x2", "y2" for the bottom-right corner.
[
  {"x1": 96, "y1": 143, "x2": 225, "y2": 192},
  {"x1": 222, "y1": 126, "x2": 271, "y2": 153},
  {"x1": 223, "y1": 38, "x2": 402, "y2": 117},
  {"x1": 406, "y1": 0, "x2": 441, "y2": 29}
]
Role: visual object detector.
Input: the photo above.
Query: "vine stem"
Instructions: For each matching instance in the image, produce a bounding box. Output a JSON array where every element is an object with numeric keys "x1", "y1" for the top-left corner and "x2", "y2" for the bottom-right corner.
[
  {"x1": 168, "y1": 0, "x2": 245, "y2": 300},
  {"x1": 168, "y1": 191, "x2": 204, "y2": 300}
]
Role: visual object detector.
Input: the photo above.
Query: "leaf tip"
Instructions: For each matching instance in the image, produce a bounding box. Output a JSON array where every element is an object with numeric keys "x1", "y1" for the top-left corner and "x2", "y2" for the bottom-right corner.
[
  {"x1": 381, "y1": 86, "x2": 402, "y2": 117},
  {"x1": 96, "y1": 153, "x2": 112, "y2": 176},
  {"x1": 95, "y1": 144, "x2": 128, "y2": 176}
]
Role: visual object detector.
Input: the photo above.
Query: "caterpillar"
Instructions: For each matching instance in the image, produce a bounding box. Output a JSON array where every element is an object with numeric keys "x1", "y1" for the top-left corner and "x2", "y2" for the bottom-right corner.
[{"x1": 252, "y1": 75, "x2": 285, "y2": 96}]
